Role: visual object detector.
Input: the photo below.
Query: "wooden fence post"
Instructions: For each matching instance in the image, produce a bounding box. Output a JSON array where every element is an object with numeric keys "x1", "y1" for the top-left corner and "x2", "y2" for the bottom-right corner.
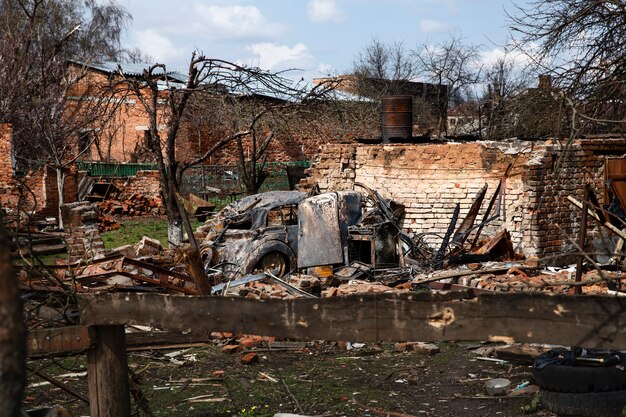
[{"x1": 87, "y1": 325, "x2": 130, "y2": 417}]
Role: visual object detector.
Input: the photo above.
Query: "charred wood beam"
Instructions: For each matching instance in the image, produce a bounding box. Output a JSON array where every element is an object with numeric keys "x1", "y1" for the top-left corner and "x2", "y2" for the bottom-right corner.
[
  {"x1": 79, "y1": 292, "x2": 626, "y2": 349},
  {"x1": 471, "y1": 180, "x2": 502, "y2": 247},
  {"x1": 27, "y1": 365, "x2": 89, "y2": 404},
  {"x1": 434, "y1": 203, "x2": 460, "y2": 267},
  {"x1": 452, "y1": 184, "x2": 487, "y2": 248}
]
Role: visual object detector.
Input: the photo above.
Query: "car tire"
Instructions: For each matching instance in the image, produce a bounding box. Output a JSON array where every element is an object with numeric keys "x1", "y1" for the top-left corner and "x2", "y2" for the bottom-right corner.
[
  {"x1": 254, "y1": 251, "x2": 288, "y2": 277},
  {"x1": 534, "y1": 363, "x2": 626, "y2": 393},
  {"x1": 541, "y1": 389, "x2": 626, "y2": 417},
  {"x1": 241, "y1": 241, "x2": 295, "y2": 278}
]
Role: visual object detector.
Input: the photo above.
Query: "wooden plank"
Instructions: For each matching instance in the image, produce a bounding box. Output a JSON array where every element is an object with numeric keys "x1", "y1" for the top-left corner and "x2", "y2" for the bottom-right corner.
[
  {"x1": 125, "y1": 331, "x2": 211, "y2": 347},
  {"x1": 79, "y1": 292, "x2": 626, "y2": 349},
  {"x1": 27, "y1": 326, "x2": 94, "y2": 356},
  {"x1": 87, "y1": 325, "x2": 131, "y2": 417},
  {"x1": 606, "y1": 159, "x2": 626, "y2": 210}
]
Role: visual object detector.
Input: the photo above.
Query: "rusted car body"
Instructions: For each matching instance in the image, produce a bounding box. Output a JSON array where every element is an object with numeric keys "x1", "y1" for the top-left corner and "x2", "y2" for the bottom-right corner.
[{"x1": 200, "y1": 188, "x2": 405, "y2": 278}]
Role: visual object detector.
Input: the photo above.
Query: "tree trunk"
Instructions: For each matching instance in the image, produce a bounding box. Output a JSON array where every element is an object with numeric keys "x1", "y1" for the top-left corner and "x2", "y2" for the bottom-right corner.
[
  {"x1": 0, "y1": 220, "x2": 26, "y2": 417},
  {"x1": 167, "y1": 216, "x2": 183, "y2": 247},
  {"x1": 164, "y1": 179, "x2": 183, "y2": 248},
  {"x1": 56, "y1": 168, "x2": 66, "y2": 230}
]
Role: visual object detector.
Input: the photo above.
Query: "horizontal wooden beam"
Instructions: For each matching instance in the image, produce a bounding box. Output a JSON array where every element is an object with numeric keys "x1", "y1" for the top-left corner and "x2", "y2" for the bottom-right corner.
[
  {"x1": 28, "y1": 326, "x2": 213, "y2": 356},
  {"x1": 79, "y1": 292, "x2": 626, "y2": 349},
  {"x1": 27, "y1": 326, "x2": 94, "y2": 356}
]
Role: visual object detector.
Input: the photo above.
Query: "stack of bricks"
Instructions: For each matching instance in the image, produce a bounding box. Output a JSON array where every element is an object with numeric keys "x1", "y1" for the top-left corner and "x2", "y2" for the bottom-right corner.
[
  {"x1": 304, "y1": 138, "x2": 626, "y2": 261},
  {"x1": 62, "y1": 202, "x2": 105, "y2": 263}
]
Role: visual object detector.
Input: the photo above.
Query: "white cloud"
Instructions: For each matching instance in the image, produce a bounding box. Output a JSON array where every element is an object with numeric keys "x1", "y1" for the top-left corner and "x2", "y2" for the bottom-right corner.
[
  {"x1": 307, "y1": 0, "x2": 343, "y2": 23},
  {"x1": 479, "y1": 45, "x2": 535, "y2": 69},
  {"x1": 246, "y1": 42, "x2": 313, "y2": 71},
  {"x1": 420, "y1": 19, "x2": 448, "y2": 33},
  {"x1": 316, "y1": 63, "x2": 335, "y2": 76},
  {"x1": 132, "y1": 29, "x2": 186, "y2": 64},
  {"x1": 192, "y1": 4, "x2": 286, "y2": 40}
]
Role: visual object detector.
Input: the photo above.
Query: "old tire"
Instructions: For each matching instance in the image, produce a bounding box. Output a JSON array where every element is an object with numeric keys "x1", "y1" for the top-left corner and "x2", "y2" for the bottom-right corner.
[
  {"x1": 541, "y1": 389, "x2": 626, "y2": 417},
  {"x1": 534, "y1": 363, "x2": 626, "y2": 393}
]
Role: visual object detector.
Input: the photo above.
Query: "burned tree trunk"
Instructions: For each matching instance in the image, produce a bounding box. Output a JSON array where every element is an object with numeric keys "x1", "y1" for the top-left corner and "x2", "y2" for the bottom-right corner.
[
  {"x1": 0, "y1": 219, "x2": 26, "y2": 416},
  {"x1": 56, "y1": 167, "x2": 66, "y2": 230}
]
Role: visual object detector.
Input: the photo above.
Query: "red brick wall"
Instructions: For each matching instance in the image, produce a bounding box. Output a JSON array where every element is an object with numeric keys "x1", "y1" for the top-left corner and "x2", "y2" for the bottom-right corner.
[
  {"x1": 0, "y1": 124, "x2": 78, "y2": 218},
  {"x1": 521, "y1": 139, "x2": 626, "y2": 259},
  {"x1": 69, "y1": 68, "x2": 163, "y2": 163}
]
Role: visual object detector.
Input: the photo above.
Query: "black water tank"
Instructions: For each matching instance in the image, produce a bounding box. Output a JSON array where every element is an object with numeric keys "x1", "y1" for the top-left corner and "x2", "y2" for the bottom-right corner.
[{"x1": 381, "y1": 95, "x2": 413, "y2": 143}]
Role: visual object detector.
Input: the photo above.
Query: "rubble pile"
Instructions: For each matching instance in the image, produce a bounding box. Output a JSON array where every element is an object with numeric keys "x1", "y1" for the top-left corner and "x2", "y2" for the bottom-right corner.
[
  {"x1": 20, "y1": 186, "x2": 626, "y2": 300},
  {"x1": 98, "y1": 194, "x2": 164, "y2": 231}
]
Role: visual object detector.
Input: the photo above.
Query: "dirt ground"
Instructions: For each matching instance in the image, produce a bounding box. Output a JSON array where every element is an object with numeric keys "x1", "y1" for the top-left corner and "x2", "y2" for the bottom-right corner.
[{"x1": 24, "y1": 339, "x2": 557, "y2": 417}]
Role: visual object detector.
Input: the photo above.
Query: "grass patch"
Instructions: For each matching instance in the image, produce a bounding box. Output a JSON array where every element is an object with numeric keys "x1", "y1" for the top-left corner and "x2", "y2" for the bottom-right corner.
[{"x1": 102, "y1": 218, "x2": 201, "y2": 249}]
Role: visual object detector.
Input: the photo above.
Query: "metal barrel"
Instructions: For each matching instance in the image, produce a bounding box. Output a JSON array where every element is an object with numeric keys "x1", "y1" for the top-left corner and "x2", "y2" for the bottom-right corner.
[{"x1": 381, "y1": 95, "x2": 413, "y2": 143}]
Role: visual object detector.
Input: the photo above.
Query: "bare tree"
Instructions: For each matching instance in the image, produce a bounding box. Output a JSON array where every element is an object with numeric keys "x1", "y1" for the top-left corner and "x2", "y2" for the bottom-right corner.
[
  {"x1": 481, "y1": 54, "x2": 539, "y2": 139},
  {"x1": 185, "y1": 83, "x2": 361, "y2": 195},
  {"x1": 352, "y1": 38, "x2": 416, "y2": 96},
  {"x1": 122, "y1": 46, "x2": 154, "y2": 64},
  {"x1": 413, "y1": 36, "x2": 482, "y2": 135},
  {"x1": 28, "y1": 62, "x2": 122, "y2": 229},
  {"x1": 509, "y1": 0, "x2": 626, "y2": 132},
  {"x1": 0, "y1": 0, "x2": 131, "y2": 227},
  {"x1": 116, "y1": 53, "x2": 333, "y2": 246}
]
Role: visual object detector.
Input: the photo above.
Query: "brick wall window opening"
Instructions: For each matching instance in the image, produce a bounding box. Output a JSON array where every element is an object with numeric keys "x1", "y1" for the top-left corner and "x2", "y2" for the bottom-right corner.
[
  {"x1": 143, "y1": 130, "x2": 151, "y2": 148},
  {"x1": 78, "y1": 130, "x2": 93, "y2": 161}
]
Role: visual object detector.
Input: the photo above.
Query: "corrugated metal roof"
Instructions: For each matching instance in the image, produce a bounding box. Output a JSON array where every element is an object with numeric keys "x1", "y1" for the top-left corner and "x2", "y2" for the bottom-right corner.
[
  {"x1": 71, "y1": 60, "x2": 372, "y2": 102},
  {"x1": 71, "y1": 60, "x2": 176, "y2": 77}
]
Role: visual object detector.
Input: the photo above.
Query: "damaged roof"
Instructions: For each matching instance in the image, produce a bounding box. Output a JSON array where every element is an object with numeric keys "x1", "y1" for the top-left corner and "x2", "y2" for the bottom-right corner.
[{"x1": 71, "y1": 60, "x2": 372, "y2": 102}]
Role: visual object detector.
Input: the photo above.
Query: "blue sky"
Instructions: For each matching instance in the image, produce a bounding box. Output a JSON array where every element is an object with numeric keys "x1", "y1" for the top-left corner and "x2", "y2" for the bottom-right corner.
[{"x1": 117, "y1": 0, "x2": 528, "y2": 81}]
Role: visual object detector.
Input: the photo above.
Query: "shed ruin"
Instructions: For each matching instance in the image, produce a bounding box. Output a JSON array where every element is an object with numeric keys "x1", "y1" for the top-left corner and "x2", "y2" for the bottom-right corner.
[{"x1": 302, "y1": 138, "x2": 626, "y2": 262}]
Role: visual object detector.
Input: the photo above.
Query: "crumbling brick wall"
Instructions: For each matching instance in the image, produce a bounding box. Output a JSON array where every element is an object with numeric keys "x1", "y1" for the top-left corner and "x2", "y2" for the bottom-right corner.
[
  {"x1": 108, "y1": 170, "x2": 161, "y2": 201},
  {"x1": 522, "y1": 138, "x2": 626, "y2": 260},
  {"x1": 303, "y1": 142, "x2": 528, "y2": 252},
  {"x1": 303, "y1": 139, "x2": 626, "y2": 261},
  {"x1": 62, "y1": 202, "x2": 105, "y2": 262}
]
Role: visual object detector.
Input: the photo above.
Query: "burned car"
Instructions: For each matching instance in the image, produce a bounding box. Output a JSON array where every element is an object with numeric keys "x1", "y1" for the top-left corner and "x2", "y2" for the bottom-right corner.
[{"x1": 199, "y1": 187, "x2": 409, "y2": 279}]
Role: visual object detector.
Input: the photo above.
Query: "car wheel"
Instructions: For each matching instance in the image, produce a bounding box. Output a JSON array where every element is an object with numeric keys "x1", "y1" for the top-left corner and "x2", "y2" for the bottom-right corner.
[
  {"x1": 541, "y1": 389, "x2": 626, "y2": 417},
  {"x1": 255, "y1": 252, "x2": 288, "y2": 277}
]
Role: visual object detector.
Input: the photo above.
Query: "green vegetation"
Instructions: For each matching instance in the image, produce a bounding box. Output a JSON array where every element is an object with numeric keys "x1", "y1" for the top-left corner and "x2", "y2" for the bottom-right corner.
[
  {"x1": 523, "y1": 394, "x2": 541, "y2": 414},
  {"x1": 101, "y1": 218, "x2": 202, "y2": 249}
]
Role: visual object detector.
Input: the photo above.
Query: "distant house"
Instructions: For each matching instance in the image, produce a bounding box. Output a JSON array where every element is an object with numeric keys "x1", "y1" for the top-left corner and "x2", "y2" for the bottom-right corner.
[
  {"x1": 313, "y1": 74, "x2": 448, "y2": 135},
  {"x1": 69, "y1": 62, "x2": 377, "y2": 167},
  {"x1": 67, "y1": 61, "x2": 187, "y2": 164},
  {"x1": 446, "y1": 103, "x2": 481, "y2": 138}
]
